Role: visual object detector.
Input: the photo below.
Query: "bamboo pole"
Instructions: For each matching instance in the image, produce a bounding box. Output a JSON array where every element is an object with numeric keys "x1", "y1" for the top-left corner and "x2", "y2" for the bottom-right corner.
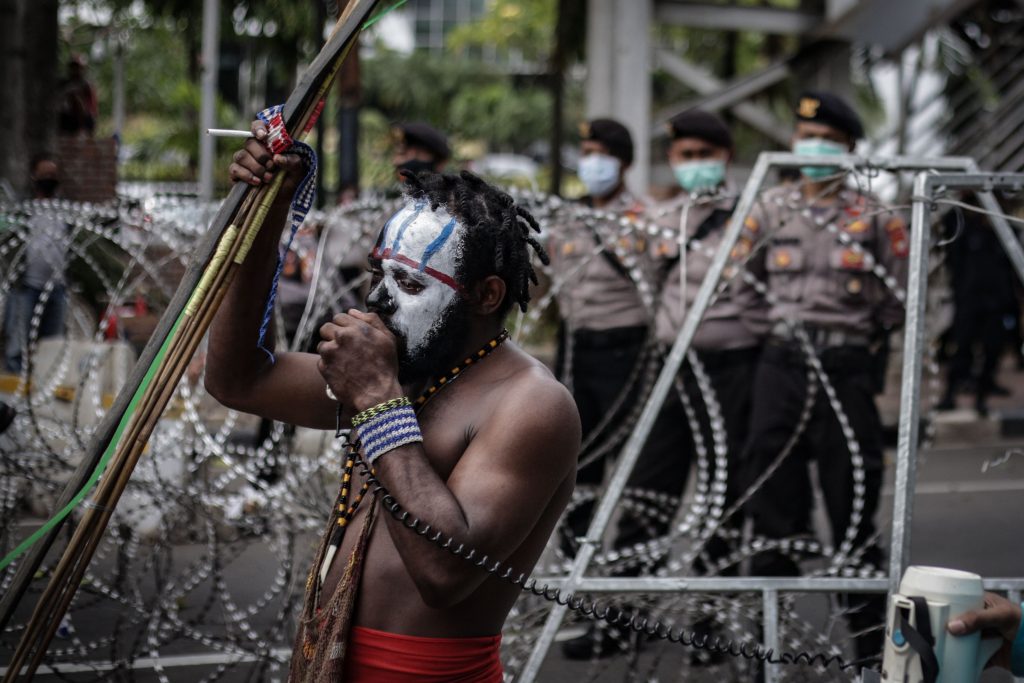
[{"x1": 1, "y1": 3, "x2": 381, "y2": 678}]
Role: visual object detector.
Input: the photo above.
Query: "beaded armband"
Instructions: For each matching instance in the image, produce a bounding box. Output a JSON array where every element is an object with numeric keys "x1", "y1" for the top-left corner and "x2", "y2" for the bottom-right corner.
[
  {"x1": 351, "y1": 397, "x2": 412, "y2": 428},
  {"x1": 355, "y1": 403, "x2": 423, "y2": 465}
]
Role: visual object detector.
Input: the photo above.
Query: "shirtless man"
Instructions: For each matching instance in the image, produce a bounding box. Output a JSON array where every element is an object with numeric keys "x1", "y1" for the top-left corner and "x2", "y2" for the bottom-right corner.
[{"x1": 206, "y1": 124, "x2": 580, "y2": 682}]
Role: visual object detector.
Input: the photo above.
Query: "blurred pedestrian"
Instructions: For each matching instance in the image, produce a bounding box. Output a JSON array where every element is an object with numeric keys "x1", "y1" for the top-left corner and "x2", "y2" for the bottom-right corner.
[
  {"x1": 57, "y1": 54, "x2": 97, "y2": 137},
  {"x1": 391, "y1": 122, "x2": 450, "y2": 179},
  {"x1": 4, "y1": 154, "x2": 70, "y2": 374},
  {"x1": 740, "y1": 91, "x2": 908, "y2": 660},
  {"x1": 938, "y1": 196, "x2": 1019, "y2": 416}
]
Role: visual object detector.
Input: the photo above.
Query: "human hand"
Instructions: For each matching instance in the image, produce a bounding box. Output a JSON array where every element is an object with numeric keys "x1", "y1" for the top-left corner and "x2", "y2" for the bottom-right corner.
[
  {"x1": 226, "y1": 120, "x2": 304, "y2": 200},
  {"x1": 947, "y1": 592, "x2": 1022, "y2": 670},
  {"x1": 317, "y1": 310, "x2": 403, "y2": 413}
]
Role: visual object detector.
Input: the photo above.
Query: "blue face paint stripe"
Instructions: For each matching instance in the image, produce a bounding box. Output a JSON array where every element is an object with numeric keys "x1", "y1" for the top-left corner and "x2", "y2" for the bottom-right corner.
[
  {"x1": 418, "y1": 217, "x2": 457, "y2": 271},
  {"x1": 374, "y1": 210, "x2": 399, "y2": 253},
  {"x1": 389, "y1": 201, "x2": 425, "y2": 255}
]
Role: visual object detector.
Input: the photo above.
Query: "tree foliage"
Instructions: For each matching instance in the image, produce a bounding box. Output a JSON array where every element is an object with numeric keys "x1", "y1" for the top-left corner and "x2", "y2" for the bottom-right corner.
[{"x1": 447, "y1": 0, "x2": 556, "y2": 63}]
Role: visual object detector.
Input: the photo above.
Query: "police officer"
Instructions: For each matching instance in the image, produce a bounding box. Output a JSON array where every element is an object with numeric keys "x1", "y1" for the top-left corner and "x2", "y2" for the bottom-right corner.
[
  {"x1": 551, "y1": 119, "x2": 679, "y2": 658},
  {"x1": 740, "y1": 92, "x2": 908, "y2": 660},
  {"x1": 391, "y1": 121, "x2": 451, "y2": 178},
  {"x1": 653, "y1": 110, "x2": 767, "y2": 574},
  {"x1": 937, "y1": 195, "x2": 1018, "y2": 416},
  {"x1": 551, "y1": 118, "x2": 651, "y2": 538}
]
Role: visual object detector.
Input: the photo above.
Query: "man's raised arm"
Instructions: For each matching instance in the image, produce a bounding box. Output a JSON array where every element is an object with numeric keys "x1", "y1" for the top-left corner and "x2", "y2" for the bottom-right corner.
[{"x1": 204, "y1": 122, "x2": 336, "y2": 430}]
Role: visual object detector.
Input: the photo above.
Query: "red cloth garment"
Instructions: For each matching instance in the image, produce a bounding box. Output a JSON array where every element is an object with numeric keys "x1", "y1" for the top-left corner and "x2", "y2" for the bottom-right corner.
[{"x1": 342, "y1": 626, "x2": 503, "y2": 683}]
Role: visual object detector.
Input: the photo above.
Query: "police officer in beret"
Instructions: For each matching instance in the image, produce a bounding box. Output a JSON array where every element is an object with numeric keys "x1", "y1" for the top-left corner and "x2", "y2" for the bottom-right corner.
[
  {"x1": 643, "y1": 110, "x2": 771, "y2": 661},
  {"x1": 551, "y1": 119, "x2": 678, "y2": 658},
  {"x1": 653, "y1": 110, "x2": 768, "y2": 573},
  {"x1": 739, "y1": 91, "x2": 908, "y2": 660},
  {"x1": 391, "y1": 121, "x2": 451, "y2": 179}
]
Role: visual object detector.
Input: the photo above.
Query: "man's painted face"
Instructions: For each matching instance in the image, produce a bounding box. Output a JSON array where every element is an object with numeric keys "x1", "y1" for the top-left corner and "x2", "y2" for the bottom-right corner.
[{"x1": 366, "y1": 201, "x2": 468, "y2": 378}]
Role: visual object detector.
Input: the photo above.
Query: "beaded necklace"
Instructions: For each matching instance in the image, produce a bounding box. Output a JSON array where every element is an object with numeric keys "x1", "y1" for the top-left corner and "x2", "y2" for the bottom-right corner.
[{"x1": 316, "y1": 328, "x2": 510, "y2": 594}]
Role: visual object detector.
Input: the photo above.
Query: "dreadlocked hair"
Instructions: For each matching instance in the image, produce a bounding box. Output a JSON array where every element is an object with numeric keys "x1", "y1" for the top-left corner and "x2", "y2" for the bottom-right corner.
[{"x1": 399, "y1": 169, "x2": 549, "y2": 317}]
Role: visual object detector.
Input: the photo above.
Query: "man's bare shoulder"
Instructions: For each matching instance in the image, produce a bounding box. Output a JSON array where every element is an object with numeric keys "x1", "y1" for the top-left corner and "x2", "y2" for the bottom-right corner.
[{"x1": 487, "y1": 344, "x2": 581, "y2": 450}]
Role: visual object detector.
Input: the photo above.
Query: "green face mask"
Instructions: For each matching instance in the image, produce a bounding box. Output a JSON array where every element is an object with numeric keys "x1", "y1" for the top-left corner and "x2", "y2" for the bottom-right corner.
[
  {"x1": 793, "y1": 138, "x2": 847, "y2": 179},
  {"x1": 672, "y1": 159, "x2": 726, "y2": 194}
]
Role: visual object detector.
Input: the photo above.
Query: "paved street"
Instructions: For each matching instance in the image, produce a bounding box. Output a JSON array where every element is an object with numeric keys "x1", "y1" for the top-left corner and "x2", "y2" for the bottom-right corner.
[{"x1": 4, "y1": 359, "x2": 1024, "y2": 682}]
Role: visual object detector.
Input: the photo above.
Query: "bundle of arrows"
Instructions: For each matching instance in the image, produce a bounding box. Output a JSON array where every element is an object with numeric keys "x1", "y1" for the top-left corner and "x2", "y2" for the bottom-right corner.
[{"x1": 0, "y1": 1, "x2": 394, "y2": 678}]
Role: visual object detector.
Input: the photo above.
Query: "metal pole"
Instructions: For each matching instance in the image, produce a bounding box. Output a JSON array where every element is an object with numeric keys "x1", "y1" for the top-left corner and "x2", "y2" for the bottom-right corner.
[
  {"x1": 112, "y1": 36, "x2": 125, "y2": 156},
  {"x1": 613, "y1": 0, "x2": 651, "y2": 193},
  {"x1": 569, "y1": 576, "x2": 889, "y2": 592},
  {"x1": 198, "y1": 0, "x2": 220, "y2": 202},
  {"x1": 888, "y1": 172, "x2": 931, "y2": 595},
  {"x1": 583, "y1": 0, "x2": 613, "y2": 118},
  {"x1": 763, "y1": 588, "x2": 780, "y2": 683}
]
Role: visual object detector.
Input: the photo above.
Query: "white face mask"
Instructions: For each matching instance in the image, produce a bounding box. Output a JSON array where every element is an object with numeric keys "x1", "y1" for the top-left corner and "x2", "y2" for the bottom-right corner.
[
  {"x1": 578, "y1": 153, "x2": 622, "y2": 198},
  {"x1": 368, "y1": 202, "x2": 465, "y2": 357}
]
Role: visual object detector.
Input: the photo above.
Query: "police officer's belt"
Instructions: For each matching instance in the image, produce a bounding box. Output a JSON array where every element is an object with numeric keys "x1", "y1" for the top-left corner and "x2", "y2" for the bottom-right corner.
[
  {"x1": 573, "y1": 325, "x2": 647, "y2": 350},
  {"x1": 770, "y1": 322, "x2": 869, "y2": 349}
]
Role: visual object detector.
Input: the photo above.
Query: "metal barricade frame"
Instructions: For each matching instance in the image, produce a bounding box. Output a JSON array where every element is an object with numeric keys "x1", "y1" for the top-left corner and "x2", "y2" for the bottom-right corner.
[{"x1": 517, "y1": 157, "x2": 1024, "y2": 682}]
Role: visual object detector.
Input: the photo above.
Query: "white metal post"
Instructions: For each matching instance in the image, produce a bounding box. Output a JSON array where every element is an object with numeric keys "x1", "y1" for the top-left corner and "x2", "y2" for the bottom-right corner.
[
  {"x1": 112, "y1": 36, "x2": 125, "y2": 155},
  {"x1": 584, "y1": 0, "x2": 613, "y2": 118},
  {"x1": 612, "y1": 0, "x2": 652, "y2": 193},
  {"x1": 198, "y1": 0, "x2": 220, "y2": 202}
]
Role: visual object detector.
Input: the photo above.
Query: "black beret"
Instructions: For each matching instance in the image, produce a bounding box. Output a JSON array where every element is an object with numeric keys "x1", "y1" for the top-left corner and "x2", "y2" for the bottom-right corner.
[
  {"x1": 392, "y1": 122, "x2": 451, "y2": 162},
  {"x1": 579, "y1": 118, "x2": 634, "y2": 166},
  {"x1": 795, "y1": 91, "x2": 864, "y2": 140},
  {"x1": 666, "y1": 110, "x2": 733, "y2": 150}
]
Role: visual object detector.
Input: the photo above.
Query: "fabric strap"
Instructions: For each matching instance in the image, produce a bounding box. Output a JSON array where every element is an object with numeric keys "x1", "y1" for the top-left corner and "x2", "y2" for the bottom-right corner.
[
  {"x1": 253, "y1": 103, "x2": 320, "y2": 362},
  {"x1": 897, "y1": 596, "x2": 939, "y2": 683},
  {"x1": 664, "y1": 200, "x2": 737, "y2": 270}
]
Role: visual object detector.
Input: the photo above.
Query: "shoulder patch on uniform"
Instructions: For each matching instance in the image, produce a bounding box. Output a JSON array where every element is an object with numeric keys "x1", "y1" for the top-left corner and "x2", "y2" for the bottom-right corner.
[
  {"x1": 841, "y1": 248, "x2": 866, "y2": 269},
  {"x1": 624, "y1": 205, "x2": 644, "y2": 223},
  {"x1": 885, "y1": 217, "x2": 909, "y2": 258},
  {"x1": 730, "y1": 237, "x2": 753, "y2": 260}
]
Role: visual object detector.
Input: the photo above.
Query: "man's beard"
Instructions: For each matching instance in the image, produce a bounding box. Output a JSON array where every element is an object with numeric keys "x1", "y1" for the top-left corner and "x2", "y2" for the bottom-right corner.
[{"x1": 390, "y1": 298, "x2": 472, "y2": 385}]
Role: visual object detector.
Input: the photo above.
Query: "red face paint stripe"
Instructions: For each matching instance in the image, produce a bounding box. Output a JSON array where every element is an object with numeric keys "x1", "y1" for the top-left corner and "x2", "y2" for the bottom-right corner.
[{"x1": 371, "y1": 248, "x2": 463, "y2": 292}]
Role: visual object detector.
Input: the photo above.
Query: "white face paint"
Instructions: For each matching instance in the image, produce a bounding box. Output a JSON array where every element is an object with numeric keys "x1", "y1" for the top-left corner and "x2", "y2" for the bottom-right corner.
[{"x1": 369, "y1": 201, "x2": 466, "y2": 357}]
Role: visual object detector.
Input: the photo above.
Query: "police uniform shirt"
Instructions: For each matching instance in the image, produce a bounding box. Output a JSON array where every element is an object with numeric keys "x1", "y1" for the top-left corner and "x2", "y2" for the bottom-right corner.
[
  {"x1": 549, "y1": 192, "x2": 654, "y2": 332},
  {"x1": 744, "y1": 185, "x2": 909, "y2": 336},
  {"x1": 653, "y1": 191, "x2": 769, "y2": 351}
]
